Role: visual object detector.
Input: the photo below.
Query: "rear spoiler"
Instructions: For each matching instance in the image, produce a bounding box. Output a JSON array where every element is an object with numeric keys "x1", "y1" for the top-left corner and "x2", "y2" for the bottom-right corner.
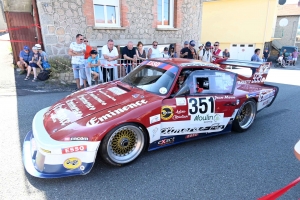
[{"x1": 216, "y1": 59, "x2": 265, "y2": 69}]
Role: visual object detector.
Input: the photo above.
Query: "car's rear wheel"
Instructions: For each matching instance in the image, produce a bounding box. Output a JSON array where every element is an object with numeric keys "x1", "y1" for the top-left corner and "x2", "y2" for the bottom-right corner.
[
  {"x1": 233, "y1": 99, "x2": 257, "y2": 132},
  {"x1": 100, "y1": 123, "x2": 147, "y2": 166}
]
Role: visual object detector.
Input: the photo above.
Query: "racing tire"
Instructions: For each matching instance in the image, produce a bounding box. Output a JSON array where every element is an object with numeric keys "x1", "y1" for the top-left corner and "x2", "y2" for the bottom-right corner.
[
  {"x1": 100, "y1": 123, "x2": 147, "y2": 166},
  {"x1": 232, "y1": 99, "x2": 257, "y2": 132}
]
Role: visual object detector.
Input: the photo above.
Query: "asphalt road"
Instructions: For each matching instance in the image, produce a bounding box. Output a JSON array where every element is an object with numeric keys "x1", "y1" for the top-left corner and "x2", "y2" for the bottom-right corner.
[{"x1": 0, "y1": 68, "x2": 299, "y2": 200}]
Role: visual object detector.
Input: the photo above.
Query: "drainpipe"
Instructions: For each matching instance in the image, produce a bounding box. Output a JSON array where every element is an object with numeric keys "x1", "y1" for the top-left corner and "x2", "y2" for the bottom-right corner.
[
  {"x1": 263, "y1": 0, "x2": 270, "y2": 49},
  {"x1": 32, "y1": 0, "x2": 43, "y2": 47}
]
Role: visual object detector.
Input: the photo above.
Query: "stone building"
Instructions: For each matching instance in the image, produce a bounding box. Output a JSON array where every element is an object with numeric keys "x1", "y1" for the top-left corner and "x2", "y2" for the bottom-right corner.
[
  {"x1": 272, "y1": 3, "x2": 300, "y2": 50},
  {"x1": 36, "y1": 0, "x2": 203, "y2": 57}
]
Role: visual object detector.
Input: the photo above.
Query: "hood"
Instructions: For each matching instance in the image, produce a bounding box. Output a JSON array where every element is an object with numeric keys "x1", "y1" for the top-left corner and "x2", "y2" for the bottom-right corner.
[{"x1": 43, "y1": 81, "x2": 149, "y2": 135}]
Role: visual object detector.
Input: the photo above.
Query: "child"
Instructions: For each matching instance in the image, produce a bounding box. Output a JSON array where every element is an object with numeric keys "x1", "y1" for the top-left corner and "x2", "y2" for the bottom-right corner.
[
  {"x1": 87, "y1": 50, "x2": 101, "y2": 85},
  {"x1": 24, "y1": 46, "x2": 43, "y2": 82}
]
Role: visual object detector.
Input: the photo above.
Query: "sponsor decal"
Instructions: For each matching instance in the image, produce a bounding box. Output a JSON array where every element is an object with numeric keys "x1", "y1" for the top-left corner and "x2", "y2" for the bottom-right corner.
[
  {"x1": 258, "y1": 89, "x2": 275, "y2": 102},
  {"x1": 237, "y1": 80, "x2": 251, "y2": 85},
  {"x1": 50, "y1": 106, "x2": 71, "y2": 126},
  {"x1": 80, "y1": 165, "x2": 85, "y2": 170},
  {"x1": 193, "y1": 113, "x2": 223, "y2": 124},
  {"x1": 62, "y1": 145, "x2": 87, "y2": 154},
  {"x1": 66, "y1": 99, "x2": 83, "y2": 117},
  {"x1": 161, "y1": 106, "x2": 174, "y2": 120},
  {"x1": 176, "y1": 110, "x2": 186, "y2": 114},
  {"x1": 185, "y1": 134, "x2": 199, "y2": 139},
  {"x1": 214, "y1": 96, "x2": 236, "y2": 100},
  {"x1": 175, "y1": 98, "x2": 187, "y2": 106},
  {"x1": 40, "y1": 148, "x2": 51, "y2": 153},
  {"x1": 63, "y1": 157, "x2": 82, "y2": 170},
  {"x1": 159, "y1": 87, "x2": 167, "y2": 94},
  {"x1": 150, "y1": 114, "x2": 160, "y2": 124},
  {"x1": 161, "y1": 123, "x2": 226, "y2": 135},
  {"x1": 88, "y1": 93, "x2": 107, "y2": 105},
  {"x1": 97, "y1": 88, "x2": 116, "y2": 101},
  {"x1": 251, "y1": 72, "x2": 266, "y2": 83},
  {"x1": 172, "y1": 115, "x2": 189, "y2": 120},
  {"x1": 86, "y1": 99, "x2": 148, "y2": 126},
  {"x1": 188, "y1": 97, "x2": 215, "y2": 115},
  {"x1": 64, "y1": 137, "x2": 89, "y2": 141},
  {"x1": 246, "y1": 92, "x2": 257, "y2": 98},
  {"x1": 158, "y1": 137, "x2": 175, "y2": 146},
  {"x1": 147, "y1": 61, "x2": 162, "y2": 67},
  {"x1": 107, "y1": 87, "x2": 127, "y2": 95},
  {"x1": 78, "y1": 94, "x2": 96, "y2": 111}
]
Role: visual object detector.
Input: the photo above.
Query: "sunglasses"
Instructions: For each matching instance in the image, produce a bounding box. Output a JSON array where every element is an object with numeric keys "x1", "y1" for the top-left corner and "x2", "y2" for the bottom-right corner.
[
  {"x1": 153, "y1": 44, "x2": 157, "y2": 46},
  {"x1": 214, "y1": 44, "x2": 219, "y2": 46},
  {"x1": 84, "y1": 40, "x2": 88, "y2": 42},
  {"x1": 80, "y1": 39, "x2": 83, "y2": 40}
]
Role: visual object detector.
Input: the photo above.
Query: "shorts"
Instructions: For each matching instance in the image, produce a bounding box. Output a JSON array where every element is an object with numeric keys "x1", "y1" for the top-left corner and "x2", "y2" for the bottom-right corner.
[
  {"x1": 72, "y1": 64, "x2": 86, "y2": 79},
  {"x1": 293, "y1": 58, "x2": 297, "y2": 61},
  {"x1": 29, "y1": 62, "x2": 39, "y2": 68}
]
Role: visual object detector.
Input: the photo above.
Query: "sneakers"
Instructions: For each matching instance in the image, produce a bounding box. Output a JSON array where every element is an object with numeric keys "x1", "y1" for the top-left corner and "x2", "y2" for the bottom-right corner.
[
  {"x1": 24, "y1": 76, "x2": 30, "y2": 80},
  {"x1": 19, "y1": 70, "x2": 26, "y2": 75},
  {"x1": 32, "y1": 77, "x2": 38, "y2": 82}
]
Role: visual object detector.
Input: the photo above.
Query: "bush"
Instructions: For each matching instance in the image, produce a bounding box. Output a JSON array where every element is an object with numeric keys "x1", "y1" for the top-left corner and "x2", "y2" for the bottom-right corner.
[{"x1": 48, "y1": 56, "x2": 72, "y2": 78}]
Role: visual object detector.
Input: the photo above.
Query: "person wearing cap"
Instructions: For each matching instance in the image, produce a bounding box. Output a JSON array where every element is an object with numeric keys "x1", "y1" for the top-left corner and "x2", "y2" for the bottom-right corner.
[
  {"x1": 168, "y1": 44, "x2": 177, "y2": 58},
  {"x1": 87, "y1": 50, "x2": 101, "y2": 85},
  {"x1": 17, "y1": 45, "x2": 33, "y2": 74},
  {"x1": 180, "y1": 40, "x2": 197, "y2": 59},
  {"x1": 35, "y1": 44, "x2": 50, "y2": 69},
  {"x1": 200, "y1": 42, "x2": 213, "y2": 63},
  {"x1": 162, "y1": 47, "x2": 170, "y2": 58},
  {"x1": 183, "y1": 41, "x2": 189, "y2": 48},
  {"x1": 262, "y1": 49, "x2": 269, "y2": 62},
  {"x1": 24, "y1": 46, "x2": 43, "y2": 82},
  {"x1": 173, "y1": 72, "x2": 187, "y2": 93}
]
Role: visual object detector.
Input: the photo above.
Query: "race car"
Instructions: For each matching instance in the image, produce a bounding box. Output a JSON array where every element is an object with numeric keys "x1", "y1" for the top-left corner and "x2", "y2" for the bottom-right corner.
[{"x1": 23, "y1": 58, "x2": 279, "y2": 178}]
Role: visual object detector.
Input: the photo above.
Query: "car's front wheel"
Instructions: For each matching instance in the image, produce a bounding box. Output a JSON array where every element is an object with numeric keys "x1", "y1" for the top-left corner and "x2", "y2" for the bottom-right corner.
[
  {"x1": 100, "y1": 123, "x2": 147, "y2": 166},
  {"x1": 233, "y1": 99, "x2": 257, "y2": 132}
]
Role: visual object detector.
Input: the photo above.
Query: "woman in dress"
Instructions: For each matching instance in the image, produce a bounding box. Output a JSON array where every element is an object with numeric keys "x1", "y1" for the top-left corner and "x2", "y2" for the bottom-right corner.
[{"x1": 136, "y1": 41, "x2": 146, "y2": 64}]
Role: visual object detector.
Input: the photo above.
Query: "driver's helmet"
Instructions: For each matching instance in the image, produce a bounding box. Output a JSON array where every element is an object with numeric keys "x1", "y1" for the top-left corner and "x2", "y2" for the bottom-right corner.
[{"x1": 178, "y1": 70, "x2": 192, "y2": 84}]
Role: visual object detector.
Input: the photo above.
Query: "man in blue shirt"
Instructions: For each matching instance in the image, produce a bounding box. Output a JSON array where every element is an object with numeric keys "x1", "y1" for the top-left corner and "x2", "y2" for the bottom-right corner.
[
  {"x1": 17, "y1": 45, "x2": 33, "y2": 74},
  {"x1": 251, "y1": 48, "x2": 262, "y2": 75}
]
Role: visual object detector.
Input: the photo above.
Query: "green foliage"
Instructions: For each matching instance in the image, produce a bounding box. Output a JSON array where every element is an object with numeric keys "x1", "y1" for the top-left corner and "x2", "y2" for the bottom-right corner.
[{"x1": 48, "y1": 56, "x2": 72, "y2": 78}]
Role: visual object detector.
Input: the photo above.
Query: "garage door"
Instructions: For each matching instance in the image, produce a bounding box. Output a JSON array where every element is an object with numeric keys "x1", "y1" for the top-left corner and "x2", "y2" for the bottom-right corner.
[{"x1": 230, "y1": 44, "x2": 255, "y2": 60}]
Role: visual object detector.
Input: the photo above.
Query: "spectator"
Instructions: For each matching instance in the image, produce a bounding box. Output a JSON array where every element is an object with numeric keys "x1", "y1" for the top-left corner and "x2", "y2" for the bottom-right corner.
[
  {"x1": 147, "y1": 41, "x2": 161, "y2": 58},
  {"x1": 80, "y1": 37, "x2": 93, "y2": 86},
  {"x1": 180, "y1": 40, "x2": 197, "y2": 59},
  {"x1": 136, "y1": 41, "x2": 146, "y2": 63},
  {"x1": 223, "y1": 49, "x2": 230, "y2": 58},
  {"x1": 68, "y1": 33, "x2": 87, "y2": 90},
  {"x1": 197, "y1": 45, "x2": 203, "y2": 59},
  {"x1": 287, "y1": 53, "x2": 293, "y2": 66},
  {"x1": 168, "y1": 44, "x2": 177, "y2": 58},
  {"x1": 292, "y1": 48, "x2": 299, "y2": 66},
  {"x1": 162, "y1": 47, "x2": 170, "y2": 58},
  {"x1": 281, "y1": 49, "x2": 289, "y2": 63},
  {"x1": 24, "y1": 46, "x2": 43, "y2": 82},
  {"x1": 35, "y1": 44, "x2": 50, "y2": 69},
  {"x1": 251, "y1": 48, "x2": 262, "y2": 75},
  {"x1": 183, "y1": 41, "x2": 189, "y2": 48},
  {"x1": 122, "y1": 41, "x2": 137, "y2": 74},
  {"x1": 87, "y1": 50, "x2": 101, "y2": 85},
  {"x1": 262, "y1": 49, "x2": 269, "y2": 62},
  {"x1": 212, "y1": 42, "x2": 222, "y2": 61},
  {"x1": 102, "y1": 39, "x2": 119, "y2": 82},
  {"x1": 17, "y1": 45, "x2": 32, "y2": 75},
  {"x1": 200, "y1": 42, "x2": 213, "y2": 62}
]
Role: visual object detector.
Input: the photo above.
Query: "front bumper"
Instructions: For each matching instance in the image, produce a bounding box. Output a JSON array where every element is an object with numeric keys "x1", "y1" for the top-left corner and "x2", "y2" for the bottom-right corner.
[{"x1": 22, "y1": 107, "x2": 101, "y2": 178}]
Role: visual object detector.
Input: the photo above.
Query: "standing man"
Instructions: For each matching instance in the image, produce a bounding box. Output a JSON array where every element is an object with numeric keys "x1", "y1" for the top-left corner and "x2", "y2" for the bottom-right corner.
[
  {"x1": 17, "y1": 45, "x2": 32, "y2": 74},
  {"x1": 102, "y1": 39, "x2": 119, "y2": 82},
  {"x1": 292, "y1": 48, "x2": 299, "y2": 66},
  {"x1": 251, "y1": 48, "x2": 262, "y2": 75},
  {"x1": 147, "y1": 41, "x2": 161, "y2": 59},
  {"x1": 122, "y1": 41, "x2": 137, "y2": 74},
  {"x1": 262, "y1": 49, "x2": 269, "y2": 62},
  {"x1": 180, "y1": 40, "x2": 197, "y2": 59},
  {"x1": 80, "y1": 37, "x2": 93, "y2": 86},
  {"x1": 200, "y1": 42, "x2": 213, "y2": 63},
  {"x1": 68, "y1": 34, "x2": 86, "y2": 90},
  {"x1": 212, "y1": 42, "x2": 222, "y2": 62}
]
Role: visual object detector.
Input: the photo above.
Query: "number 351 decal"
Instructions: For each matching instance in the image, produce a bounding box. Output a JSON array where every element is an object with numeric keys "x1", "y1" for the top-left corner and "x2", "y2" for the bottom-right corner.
[{"x1": 188, "y1": 97, "x2": 215, "y2": 115}]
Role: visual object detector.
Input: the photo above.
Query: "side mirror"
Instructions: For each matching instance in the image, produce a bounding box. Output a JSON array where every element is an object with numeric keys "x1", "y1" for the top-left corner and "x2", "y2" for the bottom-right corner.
[{"x1": 175, "y1": 84, "x2": 190, "y2": 97}]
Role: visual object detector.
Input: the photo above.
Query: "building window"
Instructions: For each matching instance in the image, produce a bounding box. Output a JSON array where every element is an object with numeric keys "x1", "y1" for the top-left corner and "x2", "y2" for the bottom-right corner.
[
  {"x1": 157, "y1": 0, "x2": 174, "y2": 28},
  {"x1": 93, "y1": 0, "x2": 120, "y2": 27}
]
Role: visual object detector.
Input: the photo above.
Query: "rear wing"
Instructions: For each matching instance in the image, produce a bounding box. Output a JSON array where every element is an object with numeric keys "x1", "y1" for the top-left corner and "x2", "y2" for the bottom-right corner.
[{"x1": 216, "y1": 59, "x2": 272, "y2": 84}]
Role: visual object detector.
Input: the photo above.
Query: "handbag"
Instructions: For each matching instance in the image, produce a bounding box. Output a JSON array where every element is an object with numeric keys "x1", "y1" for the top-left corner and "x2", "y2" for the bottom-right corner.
[
  {"x1": 42, "y1": 60, "x2": 51, "y2": 69},
  {"x1": 37, "y1": 70, "x2": 50, "y2": 81}
]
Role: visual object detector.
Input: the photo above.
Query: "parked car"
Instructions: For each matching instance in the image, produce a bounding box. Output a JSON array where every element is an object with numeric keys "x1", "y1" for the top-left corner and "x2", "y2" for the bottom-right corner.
[
  {"x1": 23, "y1": 58, "x2": 279, "y2": 178},
  {"x1": 279, "y1": 46, "x2": 299, "y2": 56}
]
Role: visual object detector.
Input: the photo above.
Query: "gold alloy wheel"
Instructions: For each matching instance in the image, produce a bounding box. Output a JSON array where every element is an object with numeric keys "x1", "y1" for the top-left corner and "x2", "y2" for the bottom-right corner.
[
  {"x1": 107, "y1": 125, "x2": 145, "y2": 164},
  {"x1": 237, "y1": 101, "x2": 256, "y2": 129}
]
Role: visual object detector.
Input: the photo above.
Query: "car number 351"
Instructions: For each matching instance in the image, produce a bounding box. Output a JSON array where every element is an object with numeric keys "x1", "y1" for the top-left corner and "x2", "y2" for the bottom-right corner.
[{"x1": 188, "y1": 97, "x2": 215, "y2": 115}]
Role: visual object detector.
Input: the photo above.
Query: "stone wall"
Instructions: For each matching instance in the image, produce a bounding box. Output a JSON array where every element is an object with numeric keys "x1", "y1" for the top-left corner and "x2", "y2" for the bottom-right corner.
[
  {"x1": 274, "y1": 16, "x2": 299, "y2": 48},
  {"x1": 36, "y1": 0, "x2": 203, "y2": 57}
]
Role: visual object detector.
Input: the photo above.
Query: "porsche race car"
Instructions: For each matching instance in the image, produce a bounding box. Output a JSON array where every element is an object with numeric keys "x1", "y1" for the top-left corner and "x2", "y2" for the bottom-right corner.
[{"x1": 23, "y1": 58, "x2": 279, "y2": 178}]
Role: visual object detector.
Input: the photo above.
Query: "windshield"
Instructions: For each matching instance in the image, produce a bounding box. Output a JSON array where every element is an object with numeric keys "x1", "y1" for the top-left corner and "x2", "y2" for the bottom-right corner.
[{"x1": 122, "y1": 64, "x2": 178, "y2": 95}]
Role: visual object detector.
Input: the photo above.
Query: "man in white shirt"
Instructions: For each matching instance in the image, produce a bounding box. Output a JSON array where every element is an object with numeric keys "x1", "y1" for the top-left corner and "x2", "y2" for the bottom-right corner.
[
  {"x1": 68, "y1": 34, "x2": 86, "y2": 90},
  {"x1": 200, "y1": 41, "x2": 213, "y2": 63},
  {"x1": 147, "y1": 41, "x2": 161, "y2": 58},
  {"x1": 102, "y1": 39, "x2": 119, "y2": 82}
]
